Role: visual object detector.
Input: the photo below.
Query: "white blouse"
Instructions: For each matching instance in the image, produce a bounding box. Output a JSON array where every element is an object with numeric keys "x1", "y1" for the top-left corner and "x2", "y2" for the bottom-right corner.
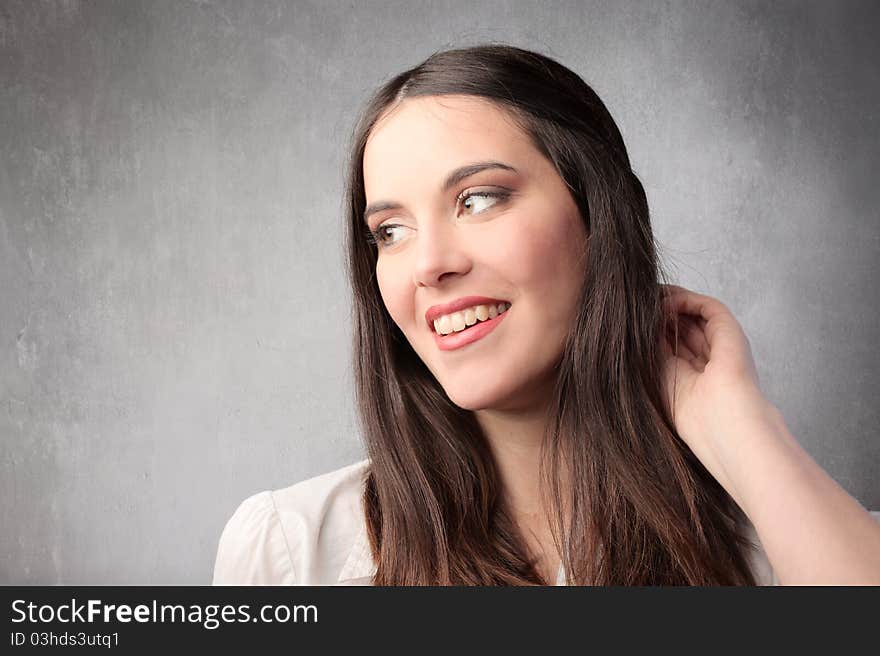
[{"x1": 212, "y1": 458, "x2": 780, "y2": 586}]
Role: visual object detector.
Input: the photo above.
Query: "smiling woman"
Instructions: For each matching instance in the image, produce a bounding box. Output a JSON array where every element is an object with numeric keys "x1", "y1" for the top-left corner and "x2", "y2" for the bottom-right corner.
[
  {"x1": 213, "y1": 44, "x2": 880, "y2": 586},
  {"x1": 363, "y1": 95, "x2": 588, "y2": 422}
]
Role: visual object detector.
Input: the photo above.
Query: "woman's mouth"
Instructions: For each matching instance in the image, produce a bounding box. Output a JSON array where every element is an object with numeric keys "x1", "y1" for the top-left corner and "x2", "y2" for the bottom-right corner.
[{"x1": 432, "y1": 302, "x2": 510, "y2": 351}]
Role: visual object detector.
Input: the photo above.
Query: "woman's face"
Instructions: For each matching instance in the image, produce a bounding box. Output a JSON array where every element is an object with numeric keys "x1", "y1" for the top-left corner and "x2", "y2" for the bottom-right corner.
[{"x1": 362, "y1": 95, "x2": 588, "y2": 412}]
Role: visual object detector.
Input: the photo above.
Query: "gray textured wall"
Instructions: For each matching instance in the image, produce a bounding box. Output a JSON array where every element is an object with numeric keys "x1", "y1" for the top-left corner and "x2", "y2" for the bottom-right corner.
[{"x1": 1, "y1": 0, "x2": 878, "y2": 584}]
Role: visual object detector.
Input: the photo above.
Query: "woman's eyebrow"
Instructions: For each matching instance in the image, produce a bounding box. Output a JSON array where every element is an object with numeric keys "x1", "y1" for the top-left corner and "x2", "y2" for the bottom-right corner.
[{"x1": 363, "y1": 160, "x2": 518, "y2": 225}]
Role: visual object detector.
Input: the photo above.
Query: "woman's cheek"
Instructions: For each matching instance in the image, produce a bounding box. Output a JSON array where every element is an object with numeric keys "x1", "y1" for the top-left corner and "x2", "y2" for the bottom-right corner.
[{"x1": 377, "y1": 268, "x2": 411, "y2": 332}]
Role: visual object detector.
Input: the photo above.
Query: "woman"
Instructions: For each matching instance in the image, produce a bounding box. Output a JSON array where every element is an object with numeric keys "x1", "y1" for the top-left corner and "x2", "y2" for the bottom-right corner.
[{"x1": 213, "y1": 44, "x2": 880, "y2": 585}]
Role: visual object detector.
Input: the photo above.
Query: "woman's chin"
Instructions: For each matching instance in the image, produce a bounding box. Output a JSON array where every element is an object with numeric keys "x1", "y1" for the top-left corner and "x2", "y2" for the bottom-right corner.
[
  {"x1": 442, "y1": 387, "x2": 499, "y2": 412},
  {"x1": 442, "y1": 382, "x2": 525, "y2": 413}
]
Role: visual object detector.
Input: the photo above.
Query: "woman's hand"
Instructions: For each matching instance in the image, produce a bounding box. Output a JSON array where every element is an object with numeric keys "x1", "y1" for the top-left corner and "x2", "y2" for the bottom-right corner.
[
  {"x1": 660, "y1": 285, "x2": 880, "y2": 583},
  {"x1": 659, "y1": 284, "x2": 780, "y2": 492}
]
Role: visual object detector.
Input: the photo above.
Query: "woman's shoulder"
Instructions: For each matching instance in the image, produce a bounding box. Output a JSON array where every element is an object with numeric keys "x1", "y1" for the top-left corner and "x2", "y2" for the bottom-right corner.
[
  {"x1": 271, "y1": 457, "x2": 371, "y2": 514},
  {"x1": 212, "y1": 458, "x2": 373, "y2": 585}
]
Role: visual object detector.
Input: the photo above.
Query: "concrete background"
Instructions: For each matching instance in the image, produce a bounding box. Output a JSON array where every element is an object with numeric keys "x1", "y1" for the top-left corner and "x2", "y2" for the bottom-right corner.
[{"x1": 1, "y1": 0, "x2": 877, "y2": 584}]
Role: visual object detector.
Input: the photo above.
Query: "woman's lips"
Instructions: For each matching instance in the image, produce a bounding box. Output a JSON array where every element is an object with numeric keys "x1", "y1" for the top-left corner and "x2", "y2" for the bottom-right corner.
[
  {"x1": 432, "y1": 307, "x2": 509, "y2": 351},
  {"x1": 424, "y1": 296, "x2": 510, "y2": 329}
]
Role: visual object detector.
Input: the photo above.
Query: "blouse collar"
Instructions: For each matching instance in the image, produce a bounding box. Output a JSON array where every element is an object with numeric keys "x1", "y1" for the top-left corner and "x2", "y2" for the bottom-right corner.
[{"x1": 337, "y1": 513, "x2": 377, "y2": 583}]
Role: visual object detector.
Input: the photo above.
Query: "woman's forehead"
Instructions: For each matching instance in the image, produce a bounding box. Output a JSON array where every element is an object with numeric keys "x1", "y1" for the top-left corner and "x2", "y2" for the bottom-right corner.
[
  {"x1": 363, "y1": 95, "x2": 534, "y2": 189},
  {"x1": 374, "y1": 94, "x2": 516, "y2": 131}
]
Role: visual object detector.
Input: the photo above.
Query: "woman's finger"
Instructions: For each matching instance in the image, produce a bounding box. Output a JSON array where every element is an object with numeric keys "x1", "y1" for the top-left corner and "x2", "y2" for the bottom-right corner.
[
  {"x1": 662, "y1": 288, "x2": 710, "y2": 360},
  {"x1": 662, "y1": 284, "x2": 730, "y2": 323},
  {"x1": 662, "y1": 285, "x2": 740, "y2": 354},
  {"x1": 665, "y1": 321, "x2": 703, "y2": 368},
  {"x1": 679, "y1": 314, "x2": 710, "y2": 362}
]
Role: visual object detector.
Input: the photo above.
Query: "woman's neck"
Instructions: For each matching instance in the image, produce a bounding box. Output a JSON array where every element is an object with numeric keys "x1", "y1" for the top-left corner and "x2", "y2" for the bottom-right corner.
[
  {"x1": 475, "y1": 401, "x2": 563, "y2": 582},
  {"x1": 477, "y1": 407, "x2": 547, "y2": 516}
]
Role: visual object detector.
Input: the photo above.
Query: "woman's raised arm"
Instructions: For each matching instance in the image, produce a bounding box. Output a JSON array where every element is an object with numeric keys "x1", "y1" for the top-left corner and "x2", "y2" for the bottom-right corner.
[{"x1": 660, "y1": 284, "x2": 880, "y2": 584}]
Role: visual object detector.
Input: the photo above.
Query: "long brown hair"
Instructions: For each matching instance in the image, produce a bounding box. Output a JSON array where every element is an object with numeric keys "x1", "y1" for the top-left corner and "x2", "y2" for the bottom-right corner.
[{"x1": 342, "y1": 44, "x2": 758, "y2": 585}]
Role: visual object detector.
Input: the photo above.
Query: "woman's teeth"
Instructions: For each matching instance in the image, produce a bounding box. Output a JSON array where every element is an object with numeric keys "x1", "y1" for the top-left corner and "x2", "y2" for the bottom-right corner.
[{"x1": 433, "y1": 302, "x2": 510, "y2": 335}]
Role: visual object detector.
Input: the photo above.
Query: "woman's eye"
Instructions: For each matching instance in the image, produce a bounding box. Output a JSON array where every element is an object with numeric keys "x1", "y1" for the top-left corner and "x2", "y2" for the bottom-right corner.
[
  {"x1": 459, "y1": 190, "x2": 508, "y2": 215},
  {"x1": 368, "y1": 224, "x2": 406, "y2": 248}
]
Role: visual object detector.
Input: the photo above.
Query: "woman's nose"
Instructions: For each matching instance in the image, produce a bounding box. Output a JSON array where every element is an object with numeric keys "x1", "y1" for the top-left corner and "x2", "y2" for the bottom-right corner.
[{"x1": 411, "y1": 220, "x2": 472, "y2": 288}]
